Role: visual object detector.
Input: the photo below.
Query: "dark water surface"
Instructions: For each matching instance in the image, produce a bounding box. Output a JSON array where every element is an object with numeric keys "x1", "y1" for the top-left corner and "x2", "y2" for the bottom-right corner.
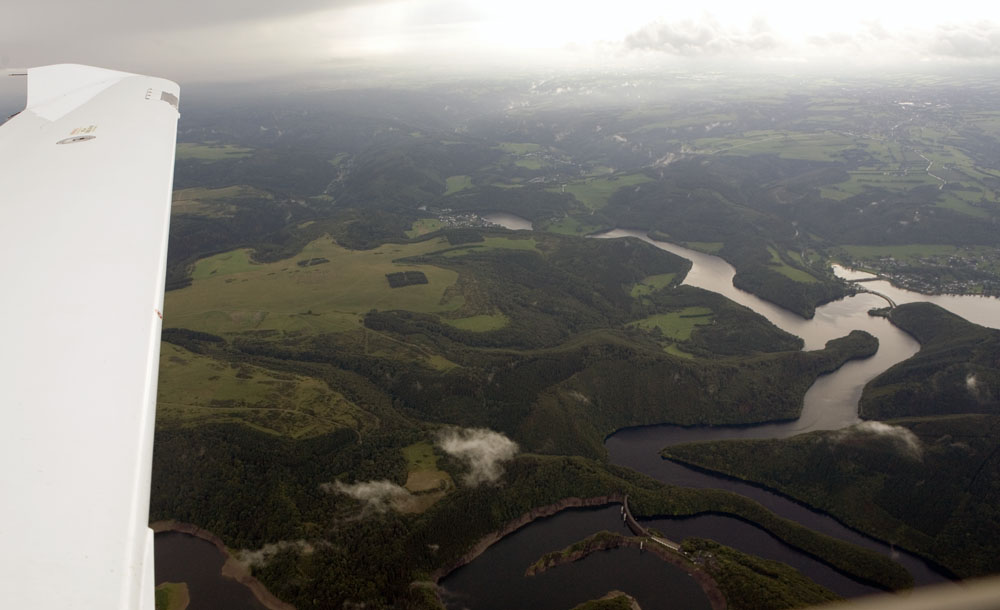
[
  {"x1": 439, "y1": 507, "x2": 712, "y2": 610},
  {"x1": 154, "y1": 531, "x2": 267, "y2": 610}
]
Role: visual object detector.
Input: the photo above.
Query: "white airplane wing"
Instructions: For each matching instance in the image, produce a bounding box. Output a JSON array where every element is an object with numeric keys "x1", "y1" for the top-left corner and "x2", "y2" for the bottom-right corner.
[{"x1": 0, "y1": 64, "x2": 179, "y2": 609}]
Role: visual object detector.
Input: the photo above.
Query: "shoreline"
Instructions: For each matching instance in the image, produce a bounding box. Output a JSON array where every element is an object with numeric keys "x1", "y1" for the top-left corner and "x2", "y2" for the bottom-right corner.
[
  {"x1": 526, "y1": 533, "x2": 727, "y2": 610},
  {"x1": 429, "y1": 494, "x2": 727, "y2": 610},
  {"x1": 430, "y1": 494, "x2": 627, "y2": 583},
  {"x1": 151, "y1": 520, "x2": 295, "y2": 610}
]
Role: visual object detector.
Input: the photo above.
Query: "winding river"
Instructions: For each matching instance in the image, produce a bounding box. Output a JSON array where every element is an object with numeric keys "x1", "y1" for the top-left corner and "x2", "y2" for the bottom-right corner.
[
  {"x1": 442, "y1": 221, "x2": 1000, "y2": 607},
  {"x1": 595, "y1": 229, "x2": 999, "y2": 588}
]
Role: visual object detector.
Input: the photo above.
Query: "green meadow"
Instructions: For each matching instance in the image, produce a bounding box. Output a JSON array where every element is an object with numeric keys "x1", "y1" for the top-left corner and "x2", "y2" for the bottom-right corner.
[
  {"x1": 171, "y1": 185, "x2": 271, "y2": 218},
  {"x1": 554, "y1": 173, "x2": 652, "y2": 210},
  {"x1": 536, "y1": 215, "x2": 607, "y2": 235},
  {"x1": 176, "y1": 142, "x2": 254, "y2": 162},
  {"x1": 629, "y1": 307, "x2": 714, "y2": 341},
  {"x1": 439, "y1": 236, "x2": 539, "y2": 257},
  {"x1": 444, "y1": 175, "x2": 474, "y2": 195},
  {"x1": 630, "y1": 273, "x2": 678, "y2": 297},
  {"x1": 157, "y1": 342, "x2": 375, "y2": 437},
  {"x1": 842, "y1": 244, "x2": 976, "y2": 260},
  {"x1": 498, "y1": 142, "x2": 542, "y2": 154},
  {"x1": 406, "y1": 218, "x2": 445, "y2": 237},
  {"x1": 165, "y1": 237, "x2": 465, "y2": 334},
  {"x1": 767, "y1": 247, "x2": 819, "y2": 283}
]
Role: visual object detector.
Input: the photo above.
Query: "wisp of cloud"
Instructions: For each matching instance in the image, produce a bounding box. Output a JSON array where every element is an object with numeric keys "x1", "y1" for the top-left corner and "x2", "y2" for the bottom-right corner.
[
  {"x1": 436, "y1": 427, "x2": 519, "y2": 485},
  {"x1": 322, "y1": 479, "x2": 412, "y2": 513},
  {"x1": 837, "y1": 421, "x2": 923, "y2": 459}
]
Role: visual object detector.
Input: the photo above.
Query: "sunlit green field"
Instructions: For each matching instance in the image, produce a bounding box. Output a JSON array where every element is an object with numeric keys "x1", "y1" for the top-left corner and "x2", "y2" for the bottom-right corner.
[
  {"x1": 406, "y1": 218, "x2": 445, "y2": 237},
  {"x1": 554, "y1": 173, "x2": 652, "y2": 210},
  {"x1": 498, "y1": 142, "x2": 542, "y2": 154},
  {"x1": 444, "y1": 175, "x2": 474, "y2": 195},
  {"x1": 165, "y1": 237, "x2": 465, "y2": 334},
  {"x1": 171, "y1": 185, "x2": 271, "y2": 218},
  {"x1": 842, "y1": 244, "x2": 986, "y2": 260},
  {"x1": 537, "y1": 215, "x2": 607, "y2": 235},
  {"x1": 400, "y1": 441, "x2": 454, "y2": 512},
  {"x1": 439, "y1": 236, "x2": 539, "y2": 257},
  {"x1": 157, "y1": 343, "x2": 375, "y2": 437},
  {"x1": 176, "y1": 142, "x2": 254, "y2": 161},
  {"x1": 629, "y1": 307, "x2": 713, "y2": 340},
  {"x1": 692, "y1": 131, "x2": 854, "y2": 161},
  {"x1": 630, "y1": 273, "x2": 678, "y2": 297},
  {"x1": 767, "y1": 247, "x2": 819, "y2": 283}
]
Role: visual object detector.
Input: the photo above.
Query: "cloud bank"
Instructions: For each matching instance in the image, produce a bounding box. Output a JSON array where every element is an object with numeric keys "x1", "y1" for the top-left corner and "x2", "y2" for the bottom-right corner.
[
  {"x1": 624, "y1": 16, "x2": 778, "y2": 56},
  {"x1": 436, "y1": 427, "x2": 519, "y2": 485},
  {"x1": 237, "y1": 540, "x2": 314, "y2": 568},
  {"x1": 836, "y1": 421, "x2": 923, "y2": 459},
  {"x1": 322, "y1": 479, "x2": 413, "y2": 513}
]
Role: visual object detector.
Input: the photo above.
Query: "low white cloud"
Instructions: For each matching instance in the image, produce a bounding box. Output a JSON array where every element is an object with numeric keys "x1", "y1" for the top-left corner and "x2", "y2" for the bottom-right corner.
[
  {"x1": 624, "y1": 15, "x2": 778, "y2": 56},
  {"x1": 236, "y1": 540, "x2": 313, "y2": 568},
  {"x1": 436, "y1": 427, "x2": 519, "y2": 485},
  {"x1": 929, "y1": 21, "x2": 1000, "y2": 59},
  {"x1": 967, "y1": 373, "x2": 979, "y2": 391},
  {"x1": 322, "y1": 479, "x2": 413, "y2": 513},
  {"x1": 836, "y1": 421, "x2": 923, "y2": 459}
]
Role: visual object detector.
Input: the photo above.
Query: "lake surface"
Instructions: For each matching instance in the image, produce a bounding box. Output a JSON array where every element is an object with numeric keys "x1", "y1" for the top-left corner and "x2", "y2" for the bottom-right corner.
[
  {"x1": 155, "y1": 531, "x2": 268, "y2": 610},
  {"x1": 831, "y1": 264, "x2": 1000, "y2": 329},
  {"x1": 439, "y1": 507, "x2": 712, "y2": 610}
]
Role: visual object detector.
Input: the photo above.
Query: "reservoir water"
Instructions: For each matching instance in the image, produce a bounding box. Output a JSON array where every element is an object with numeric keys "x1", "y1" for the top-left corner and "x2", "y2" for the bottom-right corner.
[
  {"x1": 440, "y1": 507, "x2": 712, "y2": 610},
  {"x1": 445, "y1": 221, "x2": 1000, "y2": 604},
  {"x1": 154, "y1": 531, "x2": 268, "y2": 610}
]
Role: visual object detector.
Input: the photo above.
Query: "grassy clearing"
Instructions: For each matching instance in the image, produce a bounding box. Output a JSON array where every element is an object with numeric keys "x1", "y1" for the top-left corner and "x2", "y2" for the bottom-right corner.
[
  {"x1": 682, "y1": 241, "x2": 724, "y2": 254},
  {"x1": 444, "y1": 313, "x2": 509, "y2": 331},
  {"x1": 629, "y1": 307, "x2": 713, "y2": 341},
  {"x1": 842, "y1": 244, "x2": 970, "y2": 260},
  {"x1": 693, "y1": 131, "x2": 853, "y2": 161},
  {"x1": 498, "y1": 142, "x2": 542, "y2": 154},
  {"x1": 444, "y1": 175, "x2": 474, "y2": 195},
  {"x1": 165, "y1": 237, "x2": 464, "y2": 335},
  {"x1": 664, "y1": 343, "x2": 695, "y2": 359},
  {"x1": 406, "y1": 218, "x2": 445, "y2": 237},
  {"x1": 630, "y1": 273, "x2": 677, "y2": 297},
  {"x1": 190, "y1": 248, "x2": 261, "y2": 280},
  {"x1": 537, "y1": 215, "x2": 607, "y2": 235},
  {"x1": 821, "y1": 171, "x2": 942, "y2": 200},
  {"x1": 936, "y1": 193, "x2": 992, "y2": 218},
  {"x1": 155, "y1": 582, "x2": 190, "y2": 610},
  {"x1": 514, "y1": 157, "x2": 544, "y2": 170},
  {"x1": 554, "y1": 173, "x2": 652, "y2": 210},
  {"x1": 439, "y1": 236, "x2": 539, "y2": 257},
  {"x1": 399, "y1": 441, "x2": 453, "y2": 513},
  {"x1": 171, "y1": 185, "x2": 270, "y2": 218},
  {"x1": 157, "y1": 343, "x2": 375, "y2": 437},
  {"x1": 176, "y1": 142, "x2": 253, "y2": 162},
  {"x1": 767, "y1": 247, "x2": 819, "y2": 283}
]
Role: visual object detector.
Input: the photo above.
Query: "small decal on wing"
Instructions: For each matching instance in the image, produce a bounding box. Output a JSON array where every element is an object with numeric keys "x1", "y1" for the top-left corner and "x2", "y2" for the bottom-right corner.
[
  {"x1": 57, "y1": 135, "x2": 96, "y2": 145},
  {"x1": 160, "y1": 91, "x2": 178, "y2": 109},
  {"x1": 57, "y1": 125, "x2": 98, "y2": 145}
]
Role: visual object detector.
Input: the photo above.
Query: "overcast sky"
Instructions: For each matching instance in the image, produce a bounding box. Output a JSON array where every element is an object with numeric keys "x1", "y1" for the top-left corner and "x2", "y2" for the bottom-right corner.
[{"x1": 3, "y1": 0, "x2": 1000, "y2": 83}]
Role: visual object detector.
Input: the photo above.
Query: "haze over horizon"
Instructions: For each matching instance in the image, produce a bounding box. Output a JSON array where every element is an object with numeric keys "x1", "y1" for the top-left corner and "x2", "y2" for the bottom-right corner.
[{"x1": 3, "y1": 0, "x2": 1000, "y2": 84}]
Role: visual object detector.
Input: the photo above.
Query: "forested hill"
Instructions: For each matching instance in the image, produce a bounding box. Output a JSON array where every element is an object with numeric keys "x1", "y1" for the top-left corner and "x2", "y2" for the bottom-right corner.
[{"x1": 861, "y1": 303, "x2": 1000, "y2": 419}]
